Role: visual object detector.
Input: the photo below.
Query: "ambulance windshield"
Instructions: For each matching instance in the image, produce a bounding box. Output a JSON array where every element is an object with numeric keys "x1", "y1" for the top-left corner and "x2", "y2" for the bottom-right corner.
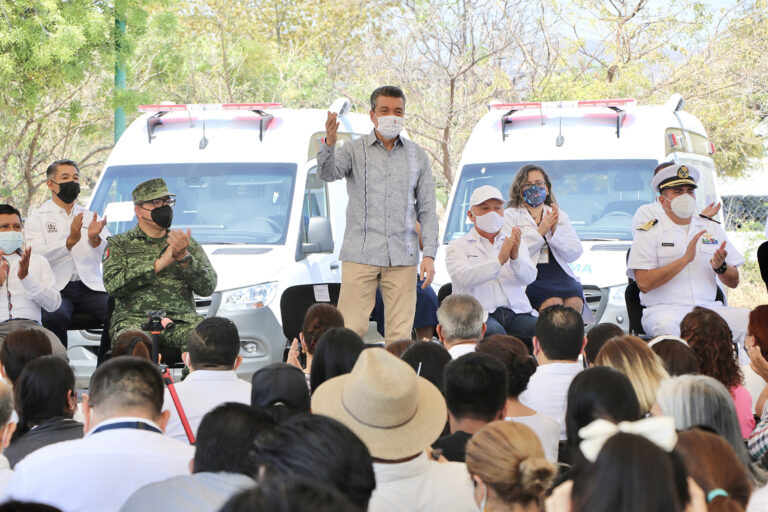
[
  {"x1": 444, "y1": 159, "x2": 658, "y2": 242},
  {"x1": 90, "y1": 162, "x2": 296, "y2": 245}
]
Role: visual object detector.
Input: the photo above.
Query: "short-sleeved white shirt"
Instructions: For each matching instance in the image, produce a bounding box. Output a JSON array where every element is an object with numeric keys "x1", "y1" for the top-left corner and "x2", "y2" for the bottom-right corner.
[{"x1": 628, "y1": 214, "x2": 744, "y2": 308}]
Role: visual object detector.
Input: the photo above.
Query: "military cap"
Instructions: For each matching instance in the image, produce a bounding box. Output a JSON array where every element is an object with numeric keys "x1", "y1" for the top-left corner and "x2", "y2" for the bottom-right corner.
[
  {"x1": 651, "y1": 163, "x2": 699, "y2": 193},
  {"x1": 132, "y1": 178, "x2": 175, "y2": 205}
]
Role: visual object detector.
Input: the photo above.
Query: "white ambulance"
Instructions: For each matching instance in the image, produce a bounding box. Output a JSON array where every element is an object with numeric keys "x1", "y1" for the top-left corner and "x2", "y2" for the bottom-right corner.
[
  {"x1": 435, "y1": 94, "x2": 722, "y2": 328},
  {"x1": 67, "y1": 99, "x2": 372, "y2": 386}
]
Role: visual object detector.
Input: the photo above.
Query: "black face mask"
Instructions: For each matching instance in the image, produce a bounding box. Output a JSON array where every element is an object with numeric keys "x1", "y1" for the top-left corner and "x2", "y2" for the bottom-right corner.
[
  {"x1": 54, "y1": 181, "x2": 80, "y2": 204},
  {"x1": 150, "y1": 205, "x2": 173, "y2": 229}
]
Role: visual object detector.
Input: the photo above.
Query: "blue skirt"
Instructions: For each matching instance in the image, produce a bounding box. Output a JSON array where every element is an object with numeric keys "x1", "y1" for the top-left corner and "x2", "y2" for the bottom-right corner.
[{"x1": 526, "y1": 252, "x2": 583, "y2": 310}]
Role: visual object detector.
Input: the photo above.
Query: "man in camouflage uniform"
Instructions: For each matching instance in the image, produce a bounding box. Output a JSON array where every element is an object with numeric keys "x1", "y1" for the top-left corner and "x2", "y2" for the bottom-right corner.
[{"x1": 103, "y1": 178, "x2": 217, "y2": 361}]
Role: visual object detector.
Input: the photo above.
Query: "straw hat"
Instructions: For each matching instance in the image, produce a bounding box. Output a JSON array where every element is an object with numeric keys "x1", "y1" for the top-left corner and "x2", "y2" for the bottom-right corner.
[{"x1": 311, "y1": 347, "x2": 447, "y2": 460}]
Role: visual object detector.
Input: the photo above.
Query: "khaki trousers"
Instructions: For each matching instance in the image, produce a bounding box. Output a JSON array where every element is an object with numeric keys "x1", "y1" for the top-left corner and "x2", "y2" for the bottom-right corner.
[{"x1": 338, "y1": 262, "x2": 417, "y2": 344}]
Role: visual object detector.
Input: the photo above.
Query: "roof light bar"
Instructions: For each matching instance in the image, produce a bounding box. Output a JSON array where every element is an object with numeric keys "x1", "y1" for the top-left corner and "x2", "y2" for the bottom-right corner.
[
  {"x1": 577, "y1": 98, "x2": 636, "y2": 108},
  {"x1": 222, "y1": 103, "x2": 282, "y2": 110},
  {"x1": 490, "y1": 102, "x2": 542, "y2": 110},
  {"x1": 138, "y1": 104, "x2": 188, "y2": 112},
  {"x1": 138, "y1": 103, "x2": 281, "y2": 144},
  {"x1": 138, "y1": 103, "x2": 282, "y2": 113}
]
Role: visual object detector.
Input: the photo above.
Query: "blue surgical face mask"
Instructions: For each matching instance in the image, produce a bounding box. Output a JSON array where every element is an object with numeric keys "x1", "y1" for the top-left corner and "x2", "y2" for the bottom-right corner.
[
  {"x1": 0, "y1": 231, "x2": 23, "y2": 254},
  {"x1": 523, "y1": 185, "x2": 547, "y2": 207}
]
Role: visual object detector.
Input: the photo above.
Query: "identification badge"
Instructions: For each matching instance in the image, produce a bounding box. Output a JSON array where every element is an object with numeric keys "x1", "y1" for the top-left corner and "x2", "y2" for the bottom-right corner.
[
  {"x1": 538, "y1": 246, "x2": 550, "y2": 264},
  {"x1": 661, "y1": 242, "x2": 675, "y2": 247}
]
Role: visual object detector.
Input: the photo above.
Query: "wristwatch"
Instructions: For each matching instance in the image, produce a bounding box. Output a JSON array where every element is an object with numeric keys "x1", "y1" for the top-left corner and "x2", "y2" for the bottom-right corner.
[
  {"x1": 713, "y1": 262, "x2": 727, "y2": 274},
  {"x1": 177, "y1": 253, "x2": 192, "y2": 264}
]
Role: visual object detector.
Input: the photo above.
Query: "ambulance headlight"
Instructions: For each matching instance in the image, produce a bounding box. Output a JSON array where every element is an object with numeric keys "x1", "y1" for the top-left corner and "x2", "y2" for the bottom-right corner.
[
  {"x1": 608, "y1": 284, "x2": 627, "y2": 306},
  {"x1": 220, "y1": 282, "x2": 278, "y2": 311}
]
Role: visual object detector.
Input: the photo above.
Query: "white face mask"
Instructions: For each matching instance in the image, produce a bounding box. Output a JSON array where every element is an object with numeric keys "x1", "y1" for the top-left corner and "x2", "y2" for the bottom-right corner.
[
  {"x1": 474, "y1": 211, "x2": 504, "y2": 234},
  {"x1": 669, "y1": 193, "x2": 696, "y2": 218},
  {"x1": 375, "y1": 115, "x2": 404, "y2": 139}
]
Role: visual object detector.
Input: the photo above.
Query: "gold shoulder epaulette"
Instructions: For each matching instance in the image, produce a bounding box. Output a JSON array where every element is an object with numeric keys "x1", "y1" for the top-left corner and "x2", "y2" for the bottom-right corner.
[{"x1": 636, "y1": 219, "x2": 658, "y2": 231}]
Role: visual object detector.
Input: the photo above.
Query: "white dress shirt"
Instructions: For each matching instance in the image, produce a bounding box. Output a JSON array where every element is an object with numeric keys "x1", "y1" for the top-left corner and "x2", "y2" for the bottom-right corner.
[
  {"x1": 0, "y1": 252, "x2": 61, "y2": 323},
  {"x1": 506, "y1": 412, "x2": 560, "y2": 462},
  {"x1": 628, "y1": 214, "x2": 744, "y2": 308},
  {"x1": 368, "y1": 451, "x2": 477, "y2": 512},
  {"x1": 446, "y1": 227, "x2": 537, "y2": 315},
  {"x1": 0, "y1": 455, "x2": 13, "y2": 496},
  {"x1": 447, "y1": 343, "x2": 477, "y2": 359},
  {"x1": 163, "y1": 370, "x2": 251, "y2": 443},
  {"x1": 3, "y1": 416, "x2": 194, "y2": 512},
  {"x1": 519, "y1": 362, "x2": 583, "y2": 440},
  {"x1": 24, "y1": 199, "x2": 108, "y2": 292}
]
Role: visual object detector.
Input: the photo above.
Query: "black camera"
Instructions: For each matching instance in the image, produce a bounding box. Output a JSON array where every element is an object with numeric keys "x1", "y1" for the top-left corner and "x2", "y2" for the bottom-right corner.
[{"x1": 141, "y1": 310, "x2": 175, "y2": 333}]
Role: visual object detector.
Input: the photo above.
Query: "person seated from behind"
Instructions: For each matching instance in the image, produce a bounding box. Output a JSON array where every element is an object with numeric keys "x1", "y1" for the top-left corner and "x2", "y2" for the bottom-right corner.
[
  {"x1": 433, "y1": 352, "x2": 507, "y2": 462},
  {"x1": 0, "y1": 380, "x2": 16, "y2": 494},
  {"x1": 436, "y1": 295, "x2": 486, "y2": 358},
  {"x1": 0, "y1": 330, "x2": 53, "y2": 389},
  {"x1": 446, "y1": 186, "x2": 537, "y2": 349},
  {"x1": 312, "y1": 348, "x2": 478, "y2": 512},
  {"x1": 4, "y1": 357, "x2": 194, "y2": 511},
  {"x1": 679, "y1": 307, "x2": 754, "y2": 438},
  {"x1": 564, "y1": 367, "x2": 641, "y2": 467},
  {"x1": 120, "y1": 403, "x2": 275, "y2": 512},
  {"x1": 163, "y1": 317, "x2": 251, "y2": 443},
  {"x1": 594, "y1": 335, "x2": 669, "y2": 417},
  {"x1": 250, "y1": 364, "x2": 310, "y2": 423},
  {"x1": 583, "y1": 322, "x2": 624, "y2": 367},
  {"x1": 221, "y1": 477, "x2": 357, "y2": 512},
  {"x1": 648, "y1": 336, "x2": 699, "y2": 376},
  {"x1": 307, "y1": 327, "x2": 365, "y2": 394},
  {"x1": 465, "y1": 421, "x2": 556, "y2": 512},
  {"x1": 250, "y1": 414, "x2": 376, "y2": 510},
  {"x1": 476, "y1": 334, "x2": 560, "y2": 462},
  {"x1": 519, "y1": 305, "x2": 586, "y2": 440},
  {"x1": 286, "y1": 303, "x2": 344, "y2": 375},
  {"x1": 401, "y1": 341, "x2": 452, "y2": 395},
  {"x1": 109, "y1": 330, "x2": 153, "y2": 360},
  {"x1": 4, "y1": 357, "x2": 83, "y2": 468}
]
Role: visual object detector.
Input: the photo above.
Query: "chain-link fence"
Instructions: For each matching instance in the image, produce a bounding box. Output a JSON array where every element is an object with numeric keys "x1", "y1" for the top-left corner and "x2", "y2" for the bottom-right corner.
[{"x1": 723, "y1": 195, "x2": 768, "y2": 232}]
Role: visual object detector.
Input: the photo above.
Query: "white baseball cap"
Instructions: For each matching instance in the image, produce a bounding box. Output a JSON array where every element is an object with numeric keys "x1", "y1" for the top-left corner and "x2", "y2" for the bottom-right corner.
[{"x1": 469, "y1": 185, "x2": 504, "y2": 207}]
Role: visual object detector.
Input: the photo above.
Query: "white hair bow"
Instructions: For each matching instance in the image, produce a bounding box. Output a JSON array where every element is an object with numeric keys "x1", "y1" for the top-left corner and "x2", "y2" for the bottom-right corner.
[
  {"x1": 648, "y1": 335, "x2": 689, "y2": 348},
  {"x1": 578, "y1": 417, "x2": 678, "y2": 462}
]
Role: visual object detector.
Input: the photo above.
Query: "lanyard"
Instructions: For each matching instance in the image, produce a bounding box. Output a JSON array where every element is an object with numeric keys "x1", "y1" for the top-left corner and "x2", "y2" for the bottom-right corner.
[{"x1": 91, "y1": 421, "x2": 162, "y2": 435}]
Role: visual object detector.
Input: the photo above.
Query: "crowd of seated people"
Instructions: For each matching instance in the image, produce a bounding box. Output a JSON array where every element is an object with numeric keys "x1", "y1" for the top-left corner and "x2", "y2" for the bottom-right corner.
[{"x1": 0, "y1": 157, "x2": 768, "y2": 512}]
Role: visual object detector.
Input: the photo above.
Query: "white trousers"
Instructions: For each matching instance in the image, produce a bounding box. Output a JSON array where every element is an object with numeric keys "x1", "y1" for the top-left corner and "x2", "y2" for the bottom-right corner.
[{"x1": 642, "y1": 301, "x2": 750, "y2": 365}]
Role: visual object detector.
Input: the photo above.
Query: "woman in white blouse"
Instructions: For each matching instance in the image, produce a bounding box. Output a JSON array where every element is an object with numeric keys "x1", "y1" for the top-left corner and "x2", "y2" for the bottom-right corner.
[{"x1": 504, "y1": 164, "x2": 586, "y2": 315}]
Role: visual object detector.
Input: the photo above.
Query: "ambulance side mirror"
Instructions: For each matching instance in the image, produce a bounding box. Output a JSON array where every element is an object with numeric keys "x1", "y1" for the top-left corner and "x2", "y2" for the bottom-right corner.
[{"x1": 302, "y1": 217, "x2": 334, "y2": 254}]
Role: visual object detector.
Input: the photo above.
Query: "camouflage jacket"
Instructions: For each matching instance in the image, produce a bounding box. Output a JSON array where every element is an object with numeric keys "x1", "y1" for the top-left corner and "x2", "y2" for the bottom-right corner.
[{"x1": 103, "y1": 225, "x2": 217, "y2": 326}]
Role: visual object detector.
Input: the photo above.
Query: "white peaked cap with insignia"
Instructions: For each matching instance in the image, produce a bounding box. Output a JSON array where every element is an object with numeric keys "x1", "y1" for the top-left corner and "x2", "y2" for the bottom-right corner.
[{"x1": 651, "y1": 163, "x2": 699, "y2": 193}]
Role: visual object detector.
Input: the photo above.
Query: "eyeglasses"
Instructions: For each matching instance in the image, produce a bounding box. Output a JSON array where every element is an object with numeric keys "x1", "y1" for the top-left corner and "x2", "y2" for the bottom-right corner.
[
  {"x1": 522, "y1": 181, "x2": 546, "y2": 191},
  {"x1": 142, "y1": 197, "x2": 176, "y2": 208}
]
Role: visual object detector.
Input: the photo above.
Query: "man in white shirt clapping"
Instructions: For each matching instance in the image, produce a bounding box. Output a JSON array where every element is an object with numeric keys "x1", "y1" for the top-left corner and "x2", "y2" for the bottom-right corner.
[
  {"x1": 446, "y1": 185, "x2": 538, "y2": 352},
  {"x1": 0, "y1": 205, "x2": 64, "y2": 356},
  {"x1": 24, "y1": 160, "x2": 109, "y2": 348}
]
